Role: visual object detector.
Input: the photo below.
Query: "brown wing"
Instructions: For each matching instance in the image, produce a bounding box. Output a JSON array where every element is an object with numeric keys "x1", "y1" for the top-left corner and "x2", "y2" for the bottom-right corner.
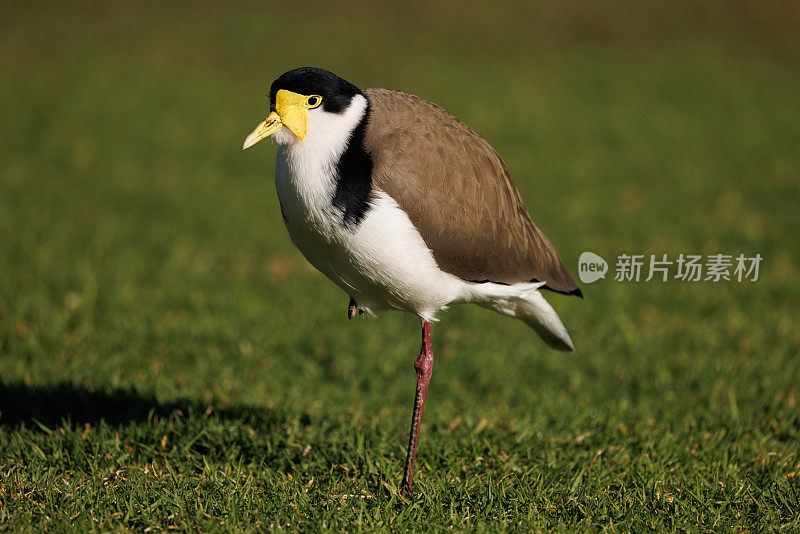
[{"x1": 363, "y1": 88, "x2": 581, "y2": 296}]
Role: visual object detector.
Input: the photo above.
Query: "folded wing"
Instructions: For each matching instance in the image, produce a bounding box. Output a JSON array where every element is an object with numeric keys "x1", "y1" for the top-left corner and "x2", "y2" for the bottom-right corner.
[{"x1": 363, "y1": 88, "x2": 581, "y2": 296}]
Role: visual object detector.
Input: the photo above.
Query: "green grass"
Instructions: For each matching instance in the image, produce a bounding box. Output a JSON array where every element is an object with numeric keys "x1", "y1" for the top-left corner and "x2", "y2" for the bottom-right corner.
[{"x1": 1, "y1": 1, "x2": 799, "y2": 531}]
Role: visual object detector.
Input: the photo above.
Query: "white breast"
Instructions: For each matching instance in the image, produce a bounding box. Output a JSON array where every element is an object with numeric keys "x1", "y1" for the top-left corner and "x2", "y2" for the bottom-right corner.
[{"x1": 272, "y1": 95, "x2": 468, "y2": 320}]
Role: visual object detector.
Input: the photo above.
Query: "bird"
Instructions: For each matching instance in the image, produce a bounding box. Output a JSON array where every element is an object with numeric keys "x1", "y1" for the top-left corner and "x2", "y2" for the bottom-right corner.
[{"x1": 242, "y1": 67, "x2": 581, "y2": 497}]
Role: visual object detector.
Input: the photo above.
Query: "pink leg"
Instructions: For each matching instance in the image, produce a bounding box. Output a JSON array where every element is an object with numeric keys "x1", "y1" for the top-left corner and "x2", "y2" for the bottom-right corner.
[{"x1": 402, "y1": 320, "x2": 434, "y2": 497}]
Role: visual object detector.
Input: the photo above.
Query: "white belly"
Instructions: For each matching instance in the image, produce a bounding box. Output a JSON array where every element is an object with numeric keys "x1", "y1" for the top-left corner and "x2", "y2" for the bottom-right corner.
[{"x1": 274, "y1": 149, "x2": 465, "y2": 320}]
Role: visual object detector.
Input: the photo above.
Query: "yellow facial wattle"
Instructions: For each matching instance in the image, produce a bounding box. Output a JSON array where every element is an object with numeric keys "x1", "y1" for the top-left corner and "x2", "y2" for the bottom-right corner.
[{"x1": 241, "y1": 89, "x2": 322, "y2": 149}]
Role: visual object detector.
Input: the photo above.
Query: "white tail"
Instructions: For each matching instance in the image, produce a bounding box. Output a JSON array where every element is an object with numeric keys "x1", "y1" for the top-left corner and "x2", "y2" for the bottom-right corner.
[{"x1": 474, "y1": 283, "x2": 575, "y2": 352}]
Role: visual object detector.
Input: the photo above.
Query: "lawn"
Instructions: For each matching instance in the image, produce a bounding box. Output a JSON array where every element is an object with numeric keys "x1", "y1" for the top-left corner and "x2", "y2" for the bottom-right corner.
[{"x1": 1, "y1": 1, "x2": 799, "y2": 531}]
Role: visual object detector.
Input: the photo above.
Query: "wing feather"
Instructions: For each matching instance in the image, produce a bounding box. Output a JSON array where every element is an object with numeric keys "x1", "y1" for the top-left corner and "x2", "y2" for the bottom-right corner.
[{"x1": 363, "y1": 88, "x2": 580, "y2": 296}]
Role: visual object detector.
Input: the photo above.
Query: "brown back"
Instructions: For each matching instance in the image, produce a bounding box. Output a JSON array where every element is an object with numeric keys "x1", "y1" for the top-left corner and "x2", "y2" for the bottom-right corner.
[{"x1": 363, "y1": 88, "x2": 580, "y2": 296}]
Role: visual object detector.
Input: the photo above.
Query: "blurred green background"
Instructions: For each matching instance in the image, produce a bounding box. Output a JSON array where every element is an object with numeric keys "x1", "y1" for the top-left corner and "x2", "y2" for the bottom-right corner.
[{"x1": 1, "y1": 1, "x2": 799, "y2": 531}]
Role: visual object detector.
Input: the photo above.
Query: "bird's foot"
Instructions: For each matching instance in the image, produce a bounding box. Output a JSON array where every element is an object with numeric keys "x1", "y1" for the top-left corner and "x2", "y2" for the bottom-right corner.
[{"x1": 347, "y1": 298, "x2": 359, "y2": 320}]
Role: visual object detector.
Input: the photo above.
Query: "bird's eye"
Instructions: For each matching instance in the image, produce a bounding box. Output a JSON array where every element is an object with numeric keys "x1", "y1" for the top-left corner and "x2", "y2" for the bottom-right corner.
[{"x1": 307, "y1": 95, "x2": 322, "y2": 109}]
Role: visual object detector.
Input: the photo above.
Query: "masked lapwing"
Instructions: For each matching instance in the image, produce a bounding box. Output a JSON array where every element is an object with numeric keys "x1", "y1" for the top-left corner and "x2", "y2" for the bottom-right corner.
[{"x1": 242, "y1": 67, "x2": 582, "y2": 496}]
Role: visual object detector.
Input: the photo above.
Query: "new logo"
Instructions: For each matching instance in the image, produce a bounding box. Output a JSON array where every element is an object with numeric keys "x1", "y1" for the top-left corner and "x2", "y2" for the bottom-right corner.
[{"x1": 578, "y1": 252, "x2": 608, "y2": 284}]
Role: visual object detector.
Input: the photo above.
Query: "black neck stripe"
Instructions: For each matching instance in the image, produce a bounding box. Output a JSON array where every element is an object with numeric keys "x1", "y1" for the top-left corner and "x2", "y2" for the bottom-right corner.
[{"x1": 331, "y1": 98, "x2": 373, "y2": 228}]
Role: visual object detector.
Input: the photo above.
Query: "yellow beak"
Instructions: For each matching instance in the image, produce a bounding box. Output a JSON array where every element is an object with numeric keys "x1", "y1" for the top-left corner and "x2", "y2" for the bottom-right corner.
[
  {"x1": 241, "y1": 111, "x2": 282, "y2": 150},
  {"x1": 241, "y1": 89, "x2": 313, "y2": 150}
]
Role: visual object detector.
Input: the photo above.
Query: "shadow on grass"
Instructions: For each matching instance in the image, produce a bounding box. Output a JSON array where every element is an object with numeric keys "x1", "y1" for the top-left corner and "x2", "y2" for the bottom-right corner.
[
  {"x1": 0, "y1": 382, "x2": 345, "y2": 471},
  {"x1": 0, "y1": 381, "x2": 276, "y2": 429}
]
